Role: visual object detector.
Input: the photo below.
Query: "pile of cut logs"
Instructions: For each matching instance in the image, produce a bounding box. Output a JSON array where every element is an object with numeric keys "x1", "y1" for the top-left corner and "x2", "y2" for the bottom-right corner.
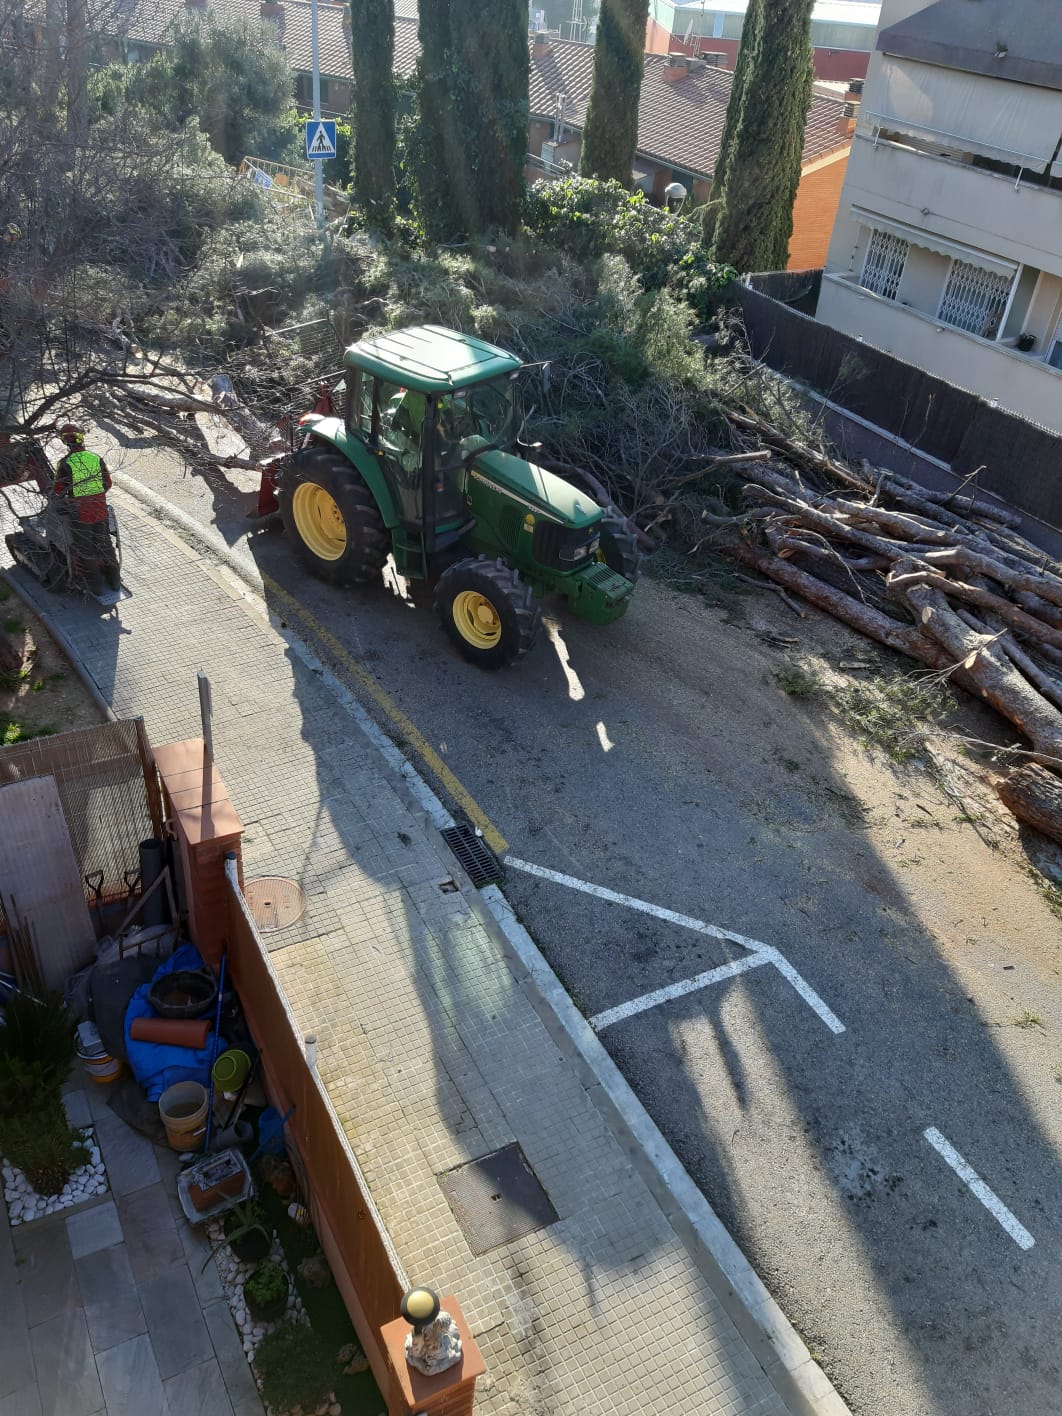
[{"x1": 706, "y1": 408, "x2": 1062, "y2": 844}]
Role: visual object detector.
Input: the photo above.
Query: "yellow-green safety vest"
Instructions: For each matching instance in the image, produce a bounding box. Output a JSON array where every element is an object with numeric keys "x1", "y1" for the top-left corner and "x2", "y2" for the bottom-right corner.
[{"x1": 66, "y1": 450, "x2": 105, "y2": 498}]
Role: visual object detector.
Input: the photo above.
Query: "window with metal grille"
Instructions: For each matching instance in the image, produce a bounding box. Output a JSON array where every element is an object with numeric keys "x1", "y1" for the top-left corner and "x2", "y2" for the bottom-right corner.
[
  {"x1": 860, "y1": 229, "x2": 908, "y2": 300},
  {"x1": 938, "y1": 260, "x2": 1013, "y2": 338}
]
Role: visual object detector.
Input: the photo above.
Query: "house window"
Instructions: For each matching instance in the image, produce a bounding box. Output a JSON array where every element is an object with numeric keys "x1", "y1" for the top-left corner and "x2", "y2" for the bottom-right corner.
[
  {"x1": 937, "y1": 260, "x2": 1013, "y2": 338},
  {"x1": 860, "y1": 229, "x2": 908, "y2": 300}
]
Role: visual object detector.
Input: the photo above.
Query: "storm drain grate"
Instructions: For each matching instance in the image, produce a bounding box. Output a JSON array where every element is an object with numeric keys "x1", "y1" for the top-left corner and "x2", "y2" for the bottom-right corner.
[
  {"x1": 438, "y1": 1144, "x2": 557, "y2": 1256},
  {"x1": 440, "y1": 823, "x2": 504, "y2": 887}
]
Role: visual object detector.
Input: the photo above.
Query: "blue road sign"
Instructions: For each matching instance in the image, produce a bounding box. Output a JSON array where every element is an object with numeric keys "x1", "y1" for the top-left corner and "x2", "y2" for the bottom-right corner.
[{"x1": 305, "y1": 120, "x2": 337, "y2": 160}]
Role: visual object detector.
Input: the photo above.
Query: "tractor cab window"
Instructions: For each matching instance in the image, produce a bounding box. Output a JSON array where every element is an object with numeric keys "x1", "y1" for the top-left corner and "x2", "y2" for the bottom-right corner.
[
  {"x1": 375, "y1": 382, "x2": 426, "y2": 476},
  {"x1": 432, "y1": 378, "x2": 516, "y2": 470},
  {"x1": 349, "y1": 371, "x2": 373, "y2": 439}
]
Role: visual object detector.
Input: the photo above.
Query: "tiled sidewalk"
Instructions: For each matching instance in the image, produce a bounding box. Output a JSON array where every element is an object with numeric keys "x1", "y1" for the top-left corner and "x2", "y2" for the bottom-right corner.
[
  {"x1": 0, "y1": 1082, "x2": 262, "y2": 1416},
  {"x1": 4, "y1": 492, "x2": 810, "y2": 1414}
]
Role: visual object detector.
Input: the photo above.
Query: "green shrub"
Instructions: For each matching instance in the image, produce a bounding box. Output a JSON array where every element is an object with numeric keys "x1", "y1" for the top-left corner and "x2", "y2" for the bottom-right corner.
[
  {"x1": 254, "y1": 1322, "x2": 336, "y2": 1412},
  {"x1": 0, "y1": 994, "x2": 80, "y2": 1194},
  {"x1": 523, "y1": 175, "x2": 734, "y2": 319},
  {"x1": 245, "y1": 1261, "x2": 288, "y2": 1307}
]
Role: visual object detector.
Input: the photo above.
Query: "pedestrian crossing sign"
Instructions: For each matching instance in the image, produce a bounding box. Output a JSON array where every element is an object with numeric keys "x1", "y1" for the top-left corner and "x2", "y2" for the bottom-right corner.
[{"x1": 305, "y1": 120, "x2": 337, "y2": 160}]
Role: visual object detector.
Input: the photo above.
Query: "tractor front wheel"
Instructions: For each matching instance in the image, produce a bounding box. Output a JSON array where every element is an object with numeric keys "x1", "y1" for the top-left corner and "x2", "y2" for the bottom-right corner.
[
  {"x1": 435, "y1": 558, "x2": 540, "y2": 669},
  {"x1": 597, "y1": 506, "x2": 642, "y2": 583},
  {"x1": 279, "y1": 446, "x2": 388, "y2": 586}
]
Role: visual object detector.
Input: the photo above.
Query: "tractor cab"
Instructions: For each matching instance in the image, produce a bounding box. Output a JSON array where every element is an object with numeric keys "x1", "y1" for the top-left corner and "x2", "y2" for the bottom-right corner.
[
  {"x1": 278, "y1": 324, "x2": 640, "y2": 668},
  {"x1": 345, "y1": 346, "x2": 520, "y2": 552}
]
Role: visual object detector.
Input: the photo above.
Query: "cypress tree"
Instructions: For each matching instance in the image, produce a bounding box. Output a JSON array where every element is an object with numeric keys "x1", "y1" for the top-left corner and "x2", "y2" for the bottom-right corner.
[
  {"x1": 450, "y1": 0, "x2": 529, "y2": 233},
  {"x1": 708, "y1": 0, "x2": 764, "y2": 207},
  {"x1": 709, "y1": 0, "x2": 814, "y2": 273},
  {"x1": 349, "y1": 0, "x2": 396, "y2": 226},
  {"x1": 579, "y1": 0, "x2": 650, "y2": 186},
  {"x1": 409, "y1": 0, "x2": 527, "y2": 238}
]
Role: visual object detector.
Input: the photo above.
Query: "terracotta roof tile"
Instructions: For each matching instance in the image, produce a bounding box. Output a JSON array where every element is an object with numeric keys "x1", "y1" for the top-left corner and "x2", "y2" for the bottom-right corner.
[
  {"x1": 528, "y1": 39, "x2": 848, "y2": 179},
  {"x1": 81, "y1": 4, "x2": 848, "y2": 178}
]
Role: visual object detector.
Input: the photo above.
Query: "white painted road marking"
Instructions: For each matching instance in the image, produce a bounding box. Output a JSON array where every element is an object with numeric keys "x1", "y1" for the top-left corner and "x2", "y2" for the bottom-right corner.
[
  {"x1": 923, "y1": 1127, "x2": 1035, "y2": 1251},
  {"x1": 504, "y1": 856, "x2": 845, "y2": 1034},
  {"x1": 588, "y1": 954, "x2": 773, "y2": 1032}
]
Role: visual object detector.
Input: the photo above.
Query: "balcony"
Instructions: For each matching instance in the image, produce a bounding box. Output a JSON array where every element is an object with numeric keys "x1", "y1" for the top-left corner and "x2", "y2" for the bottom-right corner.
[
  {"x1": 817, "y1": 273, "x2": 1062, "y2": 436},
  {"x1": 843, "y1": 133, "x2": 1062, "y2": 277}
]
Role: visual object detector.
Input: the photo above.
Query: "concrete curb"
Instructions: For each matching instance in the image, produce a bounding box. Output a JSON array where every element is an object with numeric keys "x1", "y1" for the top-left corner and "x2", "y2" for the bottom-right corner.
[
  {"x1": 108, "y1": 472, "x2": 852, "y2": 1416},
  {"x1": 0, "y1": 566, "x2": 117, "y2": 723}
]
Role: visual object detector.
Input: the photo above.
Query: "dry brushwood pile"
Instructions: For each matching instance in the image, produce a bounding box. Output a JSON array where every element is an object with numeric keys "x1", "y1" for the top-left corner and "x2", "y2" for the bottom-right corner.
[{"x1": 693, "y1": 407, "x2": 1062, "y2": 844}]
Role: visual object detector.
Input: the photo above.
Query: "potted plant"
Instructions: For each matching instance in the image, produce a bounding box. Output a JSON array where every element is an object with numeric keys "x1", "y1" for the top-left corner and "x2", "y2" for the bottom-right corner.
[
  {"x1": 203, "y1": 1200, "x2": 273, "y2": 1270},
  {"x1": 244, "y1": 1261, "x2": 289, "y2": 1323}
]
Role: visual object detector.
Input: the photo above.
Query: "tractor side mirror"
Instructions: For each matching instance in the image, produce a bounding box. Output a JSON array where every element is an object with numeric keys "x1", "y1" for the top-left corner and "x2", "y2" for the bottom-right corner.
[{"x1": 542, "y1": 363, "x2": 551, "y2": 395}]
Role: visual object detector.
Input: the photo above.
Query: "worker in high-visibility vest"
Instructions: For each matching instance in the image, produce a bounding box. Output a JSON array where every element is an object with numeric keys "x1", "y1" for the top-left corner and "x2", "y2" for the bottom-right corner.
[{"x1": 53, "y1": 424, "x2": 120, "y2": 594}]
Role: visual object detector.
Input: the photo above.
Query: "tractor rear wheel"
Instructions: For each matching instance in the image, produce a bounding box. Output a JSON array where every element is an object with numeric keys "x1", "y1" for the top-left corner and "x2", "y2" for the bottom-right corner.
[
  {"x1": 597, "y1": 506, "x2": 642, "y2": 582},
  {"x1": 280, "y1": 446, "x2": 388, "y2": 586},
  {"x1": 434, "y1": 557, "x2": 540, "y2": 669}
]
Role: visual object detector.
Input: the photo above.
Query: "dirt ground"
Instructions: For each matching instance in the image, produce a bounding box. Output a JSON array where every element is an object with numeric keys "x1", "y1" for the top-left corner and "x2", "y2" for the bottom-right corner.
[{"x1": 0, "y1": 579, "x2": 105, "y2": 743}]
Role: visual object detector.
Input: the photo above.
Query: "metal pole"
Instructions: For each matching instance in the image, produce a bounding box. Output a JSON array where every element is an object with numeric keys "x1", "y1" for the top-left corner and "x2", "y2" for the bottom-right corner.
[
  {"x1": 197, "y1": 670, "x2": 214, "y2": 762},
  {"x1": 310, "y1": 0, "x2": 324, "y2": 231}
]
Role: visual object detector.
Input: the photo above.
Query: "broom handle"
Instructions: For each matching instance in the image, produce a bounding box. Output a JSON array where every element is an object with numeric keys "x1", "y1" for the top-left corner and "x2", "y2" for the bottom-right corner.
[{"x1": 202, "y1": 952, "x2": 227, "y2": 1154}]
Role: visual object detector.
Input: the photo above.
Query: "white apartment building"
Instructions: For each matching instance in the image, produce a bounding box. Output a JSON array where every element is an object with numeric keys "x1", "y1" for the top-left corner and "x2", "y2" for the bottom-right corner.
[{"x1": 816, "y1": 0, "x2": 1062, "y2": 434}]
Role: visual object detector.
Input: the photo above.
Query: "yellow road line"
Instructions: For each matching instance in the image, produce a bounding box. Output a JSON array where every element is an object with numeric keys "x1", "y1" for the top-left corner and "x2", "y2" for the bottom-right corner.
[{"x1": 262, "y1": 573, "x2": 509, "y2": 854}]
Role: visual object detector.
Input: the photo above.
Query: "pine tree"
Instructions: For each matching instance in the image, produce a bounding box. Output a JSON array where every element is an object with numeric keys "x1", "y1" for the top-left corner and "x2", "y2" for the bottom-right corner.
[
  {"x1": 709, "y1": 0, "x2": 814, "y2": 273},
  {"x1": 349, "y1": 0, "x2": 396, "y2": 227},
  {"x1": 579, "y1": 0, "x2": 650, "y2": 186},
  {"x1": 708, "y1": 0, "x2": 764, "y2": 206}
]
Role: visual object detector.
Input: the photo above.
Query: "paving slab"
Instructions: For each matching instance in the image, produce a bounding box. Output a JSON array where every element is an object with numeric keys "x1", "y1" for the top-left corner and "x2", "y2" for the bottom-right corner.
[
  {"x1": 62, "y1": 1091, "x2": 93, "y2": 1130},
  {"x1": 201, "y1": 1302, "x2": 263, "y2": 1414},
  {"x1": 0, "y1": 1387, "x2": 42, "y2": 1416},
  {"x1": 138, "y1": 1263, "x2": 214, "y2": 1380},
  {"x1": 66, "y1": 1200, "x2": 123, "y2": 1260},
  {"x1": 164, "y1": 1357, "x2": 236, "y2": 1416},
  {"x1": 30, "y1": 1308, "x2": 103, "y2": 1416},
  {"x1": 0, "y1": 1280, "x2": 36, "y2": 1402},
  {"x1": 12, "y1": 1220, "x2": 81, "y2": 1329},
  {"x1": 115, "y1": 1184, "x2": 184, "y2": 1282},
  {"x1": 96, "y1": 1332, "x2": 167, "y2": 1416},
  {"x1": 92, "y1": 1112, "x2": 161, "y2": 1197},
  {"x1": 76, "y1": 1244, "x2": 146, "y2": 1354}
]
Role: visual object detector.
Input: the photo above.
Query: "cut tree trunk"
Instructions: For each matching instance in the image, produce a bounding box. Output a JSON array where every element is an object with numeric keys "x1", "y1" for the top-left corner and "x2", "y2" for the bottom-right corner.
[
  {"x1": 996, "y1": 764, "x2": 1062, "y2": 845},
  {"x1": 899, "y1": 582, "x2": 1062, "y2": 761}
]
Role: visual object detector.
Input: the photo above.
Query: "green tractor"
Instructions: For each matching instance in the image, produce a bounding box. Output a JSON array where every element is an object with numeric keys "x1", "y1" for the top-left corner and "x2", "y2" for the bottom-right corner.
[{"x1": 276, "y1": 324, "x2": 640, "y2": 669}]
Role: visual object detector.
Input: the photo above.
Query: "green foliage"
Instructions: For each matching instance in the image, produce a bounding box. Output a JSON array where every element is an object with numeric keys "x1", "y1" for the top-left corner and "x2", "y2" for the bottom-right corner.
[
  {"x1": 253, "y1": 1323, "x2": 336, "y2": 1413},
  {"x1": 350, "y1": 0, "x2": 396, "y2": 226},
  {"x1": 99, "y1": 13, "x2": 296, "y2": 165},
  {"x1": 709, "y1": 0, "x2": 815, "y2": 272},
  {"x1": 0, "y1": 994, "x2": 80, "y2": 1194},
  {"x1": 404, "y1": 0, "x2": 528, "y2": 240},
  {"x1": 774, "y1": 663, "x2": 821, "y2": 698},
  {"x1": 523, "y1": 176, "x2": 734, "y2": 319},
  {"x1": 580, "y1": 0, "x2": 651, "y2": 185},
  {"x1": 245, "y1": 1261, "x2": 288, "y2": 1306},
  {"x1": 834, "y1": 674, "x2": 948, "y2": 763}
]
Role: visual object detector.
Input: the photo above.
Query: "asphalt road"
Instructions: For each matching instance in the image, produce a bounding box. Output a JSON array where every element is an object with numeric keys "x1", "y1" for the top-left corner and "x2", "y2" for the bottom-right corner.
[{"x1": 58, "y1": 445, "x2": 1062, "y2": 1414}]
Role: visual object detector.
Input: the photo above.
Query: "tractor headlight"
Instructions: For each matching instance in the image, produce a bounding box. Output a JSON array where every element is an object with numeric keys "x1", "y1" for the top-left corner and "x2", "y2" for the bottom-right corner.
[{"x1": 558, "y1": 531, "x2": 599, "y2": 563}]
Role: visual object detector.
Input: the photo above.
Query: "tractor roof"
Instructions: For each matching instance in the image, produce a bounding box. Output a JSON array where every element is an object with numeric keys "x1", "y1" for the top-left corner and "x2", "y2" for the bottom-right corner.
[{"x1": 343, "y1": 325, "x2": 522, "y2": 393}]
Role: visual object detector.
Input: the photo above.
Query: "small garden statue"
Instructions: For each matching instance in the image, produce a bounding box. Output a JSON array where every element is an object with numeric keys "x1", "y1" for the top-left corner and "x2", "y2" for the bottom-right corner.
[{"x1": 400, "y1": 1287, "x2": 462, "y2": 1376}]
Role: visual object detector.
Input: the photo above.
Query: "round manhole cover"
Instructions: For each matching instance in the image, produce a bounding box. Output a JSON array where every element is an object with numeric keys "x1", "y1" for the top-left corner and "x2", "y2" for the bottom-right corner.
[{"x1": 244, "y1": 876, "x2": 307, "y2": 933}]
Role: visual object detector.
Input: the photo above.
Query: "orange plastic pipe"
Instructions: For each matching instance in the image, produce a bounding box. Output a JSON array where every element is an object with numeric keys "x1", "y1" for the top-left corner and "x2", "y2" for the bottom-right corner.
[{"x1": 129, "y1": 1017, "x2": 211, "y2": 1049}]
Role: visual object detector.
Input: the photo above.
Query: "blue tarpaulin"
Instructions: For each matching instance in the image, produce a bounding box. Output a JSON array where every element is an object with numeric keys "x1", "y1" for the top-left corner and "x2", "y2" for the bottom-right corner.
[{"x1": 124, "y1": 944, "x2": 225, "y2": 1102}]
